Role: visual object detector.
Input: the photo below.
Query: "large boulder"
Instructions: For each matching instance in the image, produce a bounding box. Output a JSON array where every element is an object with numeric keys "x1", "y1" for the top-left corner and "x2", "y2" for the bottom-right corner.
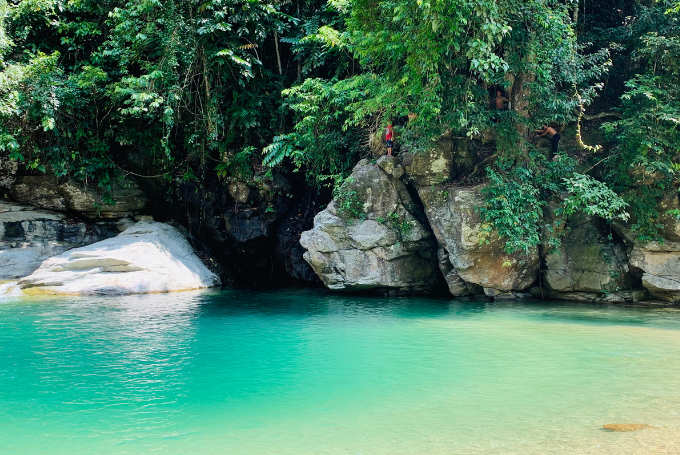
[
  {"x1": 0, "y1": 200, "x2": 121, "y2": 279},
  {"x1": 401, "y1": 135, "x2": 476, "y2": 187},
  {"x1": 17, "y1": 221, "x2": 220, "y2": 295},
  {"x1": 613, "y1": 191, "x2": 680, "y2": 302},
  {"x1": 300, "y1": 157, "x2": 439, "y2": 292},
  {"x1": 418, "y1": 184, "x2": 539, "y2": 296},
  {"x1": 11, "y1": 176, "x2": 147, "y2": 218},
  {"x1": 542, "y1": 211, "x2": 634, "y2": 294}
]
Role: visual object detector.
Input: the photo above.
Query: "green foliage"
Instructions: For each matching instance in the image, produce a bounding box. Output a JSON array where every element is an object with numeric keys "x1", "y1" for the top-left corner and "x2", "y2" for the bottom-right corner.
[
  {"x1": 216, "y1": 146, "x2": 256, "y2": 181},
  {"x1": 0, "y1": 0, "x2": 344, "y2": 190},
  {"x1": 479, "y1": 135, "x2": 580, "y2": 254},
  {"x1": 263, "y1": 77, "x2": 365, "y2": 185},
  {"x1": 561, "y1": 173, "x2": 629, "y2": 221},
  {"x1": 387, "y1": 210, "x2": 412, "y2": 237},
  {"x1": 480, "y1": 165, "x2": 545, "y2": 255},
  {"x1": 600, "y1": 4, "x2": 680, "y2": 240}
]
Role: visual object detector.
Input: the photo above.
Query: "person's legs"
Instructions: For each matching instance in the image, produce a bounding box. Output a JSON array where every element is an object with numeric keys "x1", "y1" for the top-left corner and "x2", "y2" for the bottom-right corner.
[
  {"x1": 386, "y1": 140, "x2": 393, "y2": 156},
  {"x1": 552, "y1": 134, "x2": 560, "y2": 156}
]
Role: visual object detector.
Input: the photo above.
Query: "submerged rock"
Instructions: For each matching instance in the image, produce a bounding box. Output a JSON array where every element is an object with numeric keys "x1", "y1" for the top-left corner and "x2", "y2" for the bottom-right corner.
[
  {"x1": 0, "y1": 200, "x2": 121, "y2": 279},
  {"x1": 11, "y1": 176, "x2": 147, "y2": 218},
  {"x1": 18, "y1": 221, "x2": 220, "y2": 295},
  {"x1": 534, "y1": 289, "x2": 648, "y2": 304},
  {"x1": 603, "y1": 423, "x2": 654, "y2": 432},
  {"x1": 418, "y1": 184, "x2": 539, "y2": 295},
  {"x1": 300, "y1": 157, "x2": 439, "y2": 292}
]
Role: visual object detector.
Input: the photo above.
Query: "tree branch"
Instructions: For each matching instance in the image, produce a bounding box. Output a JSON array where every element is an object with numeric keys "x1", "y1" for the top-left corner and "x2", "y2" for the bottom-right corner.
[{"x1": 583, "y1": 112, "x2": 623, "y2": 121}]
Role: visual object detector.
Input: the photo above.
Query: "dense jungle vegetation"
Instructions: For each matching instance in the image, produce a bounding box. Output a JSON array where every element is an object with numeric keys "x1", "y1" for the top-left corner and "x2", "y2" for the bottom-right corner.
[{"x1": 0, "y1": 0, "x2": 678, "y2": 251}]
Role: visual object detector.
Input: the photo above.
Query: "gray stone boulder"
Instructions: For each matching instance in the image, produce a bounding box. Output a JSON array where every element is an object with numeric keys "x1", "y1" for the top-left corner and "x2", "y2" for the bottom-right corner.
[
  {"x1": 300, "y1": 157, "x2": 439, "y2": 291},
  {"x1": 418, "y1": 184, "x2": 539, "y2": 296},
  {"x1": 0, "y1": 200, "x2": 122, "y2": 279},
  {"x1": 18, "y1": 221, "x2": 220, "y2": 295},
  {"x1": 11, "y1": 176, "x2": 147, "y2": 218},
  {"x1": 401, "y1": 135, "x2": 476, "y2": 187},
  {"x1": 613, "y1": 191, "x2": 680, "y2": 302},
  {"x1": 542, "y1": 211, "x2": 633, "y2": 294}
]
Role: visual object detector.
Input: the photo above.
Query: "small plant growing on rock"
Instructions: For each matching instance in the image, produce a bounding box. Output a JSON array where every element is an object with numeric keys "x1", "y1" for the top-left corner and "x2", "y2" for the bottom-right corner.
[
  {"x1": 387, "y1": 211, "x2": 413, "y2": 236},
  {"x1": 334, "y1": 176, "x2": 365, "y2": 221}
]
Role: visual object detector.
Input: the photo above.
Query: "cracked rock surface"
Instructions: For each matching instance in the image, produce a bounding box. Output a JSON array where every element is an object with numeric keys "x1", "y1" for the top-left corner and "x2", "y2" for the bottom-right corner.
[
  {"x1": 300, "y1": 157, "x2": 439, "y2": 292},
  {"x1": 418, "y1": 184, "x2": 539, "y2": 295},
  {"x1": 542, "y1": 210, "x2": 633, "y2": 294}
]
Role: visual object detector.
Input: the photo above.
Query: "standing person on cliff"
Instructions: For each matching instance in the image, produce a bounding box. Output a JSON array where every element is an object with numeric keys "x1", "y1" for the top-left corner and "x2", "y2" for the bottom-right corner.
[
  {"x1": 385, "y1": 123, "x2": 394, "y2": 156},
  {"x1": 534, "y1": 125, "x2": 561, "y2": 158}
]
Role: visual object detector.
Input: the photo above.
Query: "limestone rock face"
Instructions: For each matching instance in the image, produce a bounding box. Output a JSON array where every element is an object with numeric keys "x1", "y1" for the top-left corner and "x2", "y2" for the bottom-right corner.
[
  {"x1": 11, "y1": 176, "x2": 147, "y2": 218},
  {"x1": 542, "y1": 211, "x2": 633, "y2": 294},
  {"x1": 418, "y1": 184, "x2": 539, "y2": 295},
  {"x1": 300, "y1": 157, "x2": 439, "y2": 291},
  {"x1": 18, "y1": 221, "x2": 221, "y2": 295},
  {"x1": 613, "y1": 191, "x2": 680, "y2": 302},
  {"x1": 0, "y1": 200, "x2": 121, "y2": 279},
  {"x1": 402, "y1": 135, "x2": 476, "y2": 187}
]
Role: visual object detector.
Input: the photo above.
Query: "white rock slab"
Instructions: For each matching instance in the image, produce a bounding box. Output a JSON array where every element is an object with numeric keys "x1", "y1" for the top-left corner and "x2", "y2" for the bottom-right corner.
[{"x1": 18, "y1": 221, "x2": 220, "y2": 295}]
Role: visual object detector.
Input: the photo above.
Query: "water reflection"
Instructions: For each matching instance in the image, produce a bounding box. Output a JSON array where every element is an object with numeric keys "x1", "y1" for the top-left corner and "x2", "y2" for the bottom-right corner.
[{"x1": 200, "y1": 288, "x2": 680, "y2": 331}]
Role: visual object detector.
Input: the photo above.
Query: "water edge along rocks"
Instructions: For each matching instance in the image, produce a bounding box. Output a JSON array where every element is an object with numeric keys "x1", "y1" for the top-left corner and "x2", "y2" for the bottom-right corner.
[{"x1": 17, "y1": 221, "x2": 221, "y2": 295}]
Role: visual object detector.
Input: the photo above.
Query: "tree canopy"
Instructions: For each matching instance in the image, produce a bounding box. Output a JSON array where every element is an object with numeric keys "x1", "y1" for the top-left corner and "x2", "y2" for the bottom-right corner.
[{"x1": 1, "y1": 0, "x2": 678, "y2": 249}]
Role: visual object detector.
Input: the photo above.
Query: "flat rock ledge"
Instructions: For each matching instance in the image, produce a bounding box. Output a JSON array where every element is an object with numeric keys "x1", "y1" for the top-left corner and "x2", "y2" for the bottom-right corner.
[{"x1": 17, "y1": 221, "x2": 220, "y2": 295}]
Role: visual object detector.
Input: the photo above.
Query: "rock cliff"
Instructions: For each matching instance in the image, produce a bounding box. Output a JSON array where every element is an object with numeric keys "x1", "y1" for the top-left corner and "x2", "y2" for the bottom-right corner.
[
  {"x1": 11, "y1": 176, "x2": 147, "y2": 218},
  {"x1": 298, "y1": 138, "x2": 680, "y2": 304},
  {"x1": 611, "y1": 191, "x2": 680, "y2": 302}
]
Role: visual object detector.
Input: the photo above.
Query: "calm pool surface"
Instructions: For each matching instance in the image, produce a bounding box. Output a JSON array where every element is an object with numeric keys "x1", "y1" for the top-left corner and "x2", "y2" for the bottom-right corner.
[{"x1": 1, "y1": 289, "x2": 680, "y2": 454}]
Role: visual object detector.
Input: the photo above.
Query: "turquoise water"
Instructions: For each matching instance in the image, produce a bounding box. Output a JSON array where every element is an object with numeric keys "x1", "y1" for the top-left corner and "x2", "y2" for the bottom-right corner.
[{"x1": 1, "y1": 289, "x2": 680, "y2": 454}]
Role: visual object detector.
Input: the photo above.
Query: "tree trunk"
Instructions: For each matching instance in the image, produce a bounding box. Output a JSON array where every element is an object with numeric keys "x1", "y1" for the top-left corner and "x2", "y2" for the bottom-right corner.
[{"x1": 274, "y1": 30, "x2": 283, "y2": 76}]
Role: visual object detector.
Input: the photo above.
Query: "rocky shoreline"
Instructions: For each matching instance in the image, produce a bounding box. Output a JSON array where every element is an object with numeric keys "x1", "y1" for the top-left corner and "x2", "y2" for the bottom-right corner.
[{"x1": 2, "y1": 138, "x2": 680, "y2": 302}]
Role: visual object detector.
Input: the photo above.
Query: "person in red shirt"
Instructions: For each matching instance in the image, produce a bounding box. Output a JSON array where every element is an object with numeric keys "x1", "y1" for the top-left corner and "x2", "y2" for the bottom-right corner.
[{"x1": 385, "y1": 123, "x2": 394, "y2": 156}]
